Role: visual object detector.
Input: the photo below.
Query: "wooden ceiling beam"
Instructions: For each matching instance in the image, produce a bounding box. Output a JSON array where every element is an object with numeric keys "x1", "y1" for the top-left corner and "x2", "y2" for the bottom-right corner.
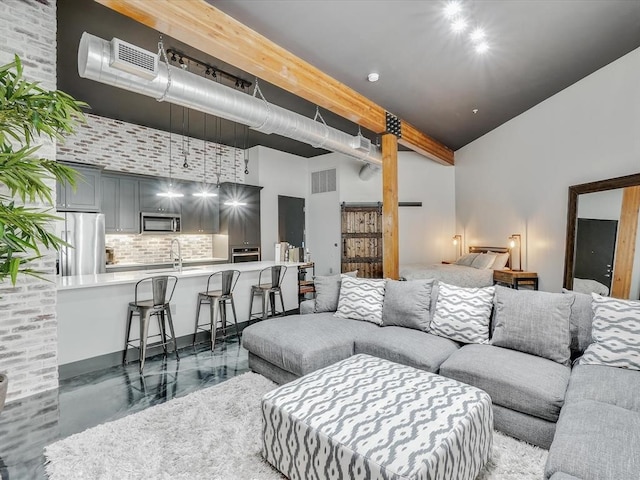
[{"x1": 94, "y1": 0, "x2": 454, "y2": 165}]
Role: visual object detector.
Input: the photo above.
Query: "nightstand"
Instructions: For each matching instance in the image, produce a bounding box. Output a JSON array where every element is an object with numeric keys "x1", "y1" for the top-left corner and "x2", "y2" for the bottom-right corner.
[{"x1": 493, "y1": 270, "x2": 539, "y2": 290}]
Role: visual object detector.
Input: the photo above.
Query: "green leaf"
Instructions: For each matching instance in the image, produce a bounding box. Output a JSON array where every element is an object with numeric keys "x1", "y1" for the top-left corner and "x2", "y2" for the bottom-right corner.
[{"x1": 0, "y1": 55, "x2": 88, "y2": 285}]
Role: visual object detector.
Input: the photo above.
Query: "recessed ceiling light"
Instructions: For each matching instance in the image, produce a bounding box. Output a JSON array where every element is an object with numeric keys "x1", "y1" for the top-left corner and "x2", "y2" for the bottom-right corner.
[
  {"x1": 451, "y1": 18, "x2": 468, "y2": 33},
  {"x1": 469, "y1": 28, "x2": 486, "y2": 43},
  {"x1": 475, "y1": 42, "x2": 490, "y2": 54},
  {"x1": 367, "y1": 72, "x2": 380, "y2": 82},
  {"x1": 443, "y1": 1, "x2": 463, "y2": 19}
]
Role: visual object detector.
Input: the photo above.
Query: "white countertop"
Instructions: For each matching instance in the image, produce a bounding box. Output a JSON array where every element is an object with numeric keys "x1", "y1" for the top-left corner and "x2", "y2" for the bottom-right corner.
[
  {"x1": 105, "y1": 257, "x2": 228, "y2": 269},
  {"x1": 57, "y1": 261, "x2": 304, "y2": 291}
]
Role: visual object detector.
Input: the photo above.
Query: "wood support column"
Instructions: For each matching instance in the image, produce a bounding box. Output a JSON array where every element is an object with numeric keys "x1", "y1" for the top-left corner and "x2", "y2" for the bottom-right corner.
[
  {"x1": 611, "y1": 185, "x2": 640, "y2": 298},
  {"x1": 382, "y1": 134, "x2": 399, "y2": 279}
]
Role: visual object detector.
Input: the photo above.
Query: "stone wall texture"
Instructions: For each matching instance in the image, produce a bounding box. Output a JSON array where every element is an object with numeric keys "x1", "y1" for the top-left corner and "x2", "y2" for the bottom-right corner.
[
  {"x1": 105, "y1": 233, "x2": 217, "y2": 265},
  {"x1": 58, "y1": 113, "x2": 246, "y2": 185},
  {"x1": 0, "y1": 0, "x2": 60, "y2": 402}
]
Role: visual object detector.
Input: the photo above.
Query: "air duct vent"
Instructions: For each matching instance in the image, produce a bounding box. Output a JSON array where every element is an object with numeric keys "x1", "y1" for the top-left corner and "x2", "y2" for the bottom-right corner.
[
  {"x1": 110, "y1": 38, "x2": 158, "y2": 80},
  {"x1": 311, "y1": 169, "x2": 337, "y2": 194},
  {"x1": 350, "y1": 134, "x2": 371, "y2": 153}
]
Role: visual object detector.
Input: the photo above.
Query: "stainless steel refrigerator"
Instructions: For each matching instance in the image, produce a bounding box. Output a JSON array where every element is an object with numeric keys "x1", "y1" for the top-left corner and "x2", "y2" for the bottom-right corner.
[{"x1": 58, "y1": 212, "x2": 106, "y2": 276}]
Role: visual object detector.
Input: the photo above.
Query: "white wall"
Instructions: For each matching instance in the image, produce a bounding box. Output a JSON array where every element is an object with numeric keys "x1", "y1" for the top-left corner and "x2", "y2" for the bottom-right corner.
[
  {"x1": 455, "y1": 46, "x2": 640, "y2": 292},
  {"x1": 577, "y1": 190, "x2": 623, "y2": 220},
  {"x1": 308, "y1": 151, "x2": 456, "y2": 276},
  {"x1": 248, "y1": 146, "x2": 310, "y2": 260}
]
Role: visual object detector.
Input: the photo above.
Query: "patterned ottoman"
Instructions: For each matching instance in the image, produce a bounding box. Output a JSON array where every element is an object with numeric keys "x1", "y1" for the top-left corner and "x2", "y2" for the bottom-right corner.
[{"x1": 261, "y1": 354, "x2": 493, "y2": 480}]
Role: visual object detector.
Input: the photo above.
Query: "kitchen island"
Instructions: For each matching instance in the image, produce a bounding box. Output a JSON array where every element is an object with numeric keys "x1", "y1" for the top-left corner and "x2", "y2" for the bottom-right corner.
[{"x1": 56, "y1": 261, "x2": 303, "y2": 378}]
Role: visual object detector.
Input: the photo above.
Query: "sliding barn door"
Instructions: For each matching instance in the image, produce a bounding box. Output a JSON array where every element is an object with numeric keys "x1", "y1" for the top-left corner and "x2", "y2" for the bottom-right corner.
[{"x1": 341, "y1": 204, "x2": 383, "y2": 278}]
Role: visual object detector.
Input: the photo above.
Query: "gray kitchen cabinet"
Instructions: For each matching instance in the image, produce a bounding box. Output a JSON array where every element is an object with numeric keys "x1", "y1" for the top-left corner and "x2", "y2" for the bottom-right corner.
[
  {"x1": 220, "y1": 183, "x2": 262, "y2": 247},
  {"x1": 101, "y1": 174, "x2": 140, "y2": 233},
  {"x1": 56, "y1": 163, "x2": 101, "y2": 212},
  {"x1": 181, "y1": 184, "x2": 220, "y2": 234},
  {"x1": 139, "y1": 178, "x2": 182, "y2": 214}
]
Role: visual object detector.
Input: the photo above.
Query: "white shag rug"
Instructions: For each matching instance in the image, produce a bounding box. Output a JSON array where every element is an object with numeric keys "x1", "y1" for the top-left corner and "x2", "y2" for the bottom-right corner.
[{"x1": 45, "y1": 372, "x2": 547, "y2": 480}]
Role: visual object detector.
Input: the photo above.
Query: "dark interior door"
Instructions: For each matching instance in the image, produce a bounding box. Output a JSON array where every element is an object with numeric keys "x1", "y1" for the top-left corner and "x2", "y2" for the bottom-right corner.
[
  {"x1": 278, "y1": 195, "x2": 305, "y2": 247},
  {"x1": 574, "y1": 218, "x2": 618, "y2": 289}
]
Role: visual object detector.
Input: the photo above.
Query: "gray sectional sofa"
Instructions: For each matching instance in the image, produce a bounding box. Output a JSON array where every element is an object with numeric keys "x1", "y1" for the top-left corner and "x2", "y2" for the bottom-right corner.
[{"x1": 242, "y1": 277, "x2": 640, "y2": 480}]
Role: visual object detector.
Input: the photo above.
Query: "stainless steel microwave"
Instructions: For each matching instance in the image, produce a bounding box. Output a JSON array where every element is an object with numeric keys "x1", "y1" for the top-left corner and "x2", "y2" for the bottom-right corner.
[{"x1": 140, "y1": 212, "x2": 181, "y2": 234}]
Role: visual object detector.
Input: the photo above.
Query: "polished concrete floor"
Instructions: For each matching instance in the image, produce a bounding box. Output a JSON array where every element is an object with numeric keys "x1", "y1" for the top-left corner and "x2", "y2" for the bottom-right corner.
[{"x1": 0, "y1": 338, "x2": 249, "y2": 480}]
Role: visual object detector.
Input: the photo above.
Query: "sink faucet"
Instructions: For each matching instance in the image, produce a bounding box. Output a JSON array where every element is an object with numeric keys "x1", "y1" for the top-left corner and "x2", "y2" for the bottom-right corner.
[{"x1": 170, "y1": 238, "x2": 182, "y2": 272}]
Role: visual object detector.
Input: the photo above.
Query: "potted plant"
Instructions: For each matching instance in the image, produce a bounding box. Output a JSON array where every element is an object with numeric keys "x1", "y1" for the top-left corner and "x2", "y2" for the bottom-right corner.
[{"x1": 0, "y1": 55, "x2": 86, "y2": 411}]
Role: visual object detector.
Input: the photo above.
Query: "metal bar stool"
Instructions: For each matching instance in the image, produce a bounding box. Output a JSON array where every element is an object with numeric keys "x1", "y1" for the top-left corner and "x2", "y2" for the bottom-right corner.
[
  {"x1": 193, "y1": 269, "x2": 241, "y2": 350},
  {"x1": 123, "y1": 275, "x2": 179, "y2": 373},
  {"x1": 248, "y1": 265, "x2": 287, "y2": 322}
]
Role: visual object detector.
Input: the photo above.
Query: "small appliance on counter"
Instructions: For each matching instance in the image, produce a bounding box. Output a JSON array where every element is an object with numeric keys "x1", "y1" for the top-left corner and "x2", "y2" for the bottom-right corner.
[{"x1": 105, "y1": 246, "x2": 115, "y2": 265}]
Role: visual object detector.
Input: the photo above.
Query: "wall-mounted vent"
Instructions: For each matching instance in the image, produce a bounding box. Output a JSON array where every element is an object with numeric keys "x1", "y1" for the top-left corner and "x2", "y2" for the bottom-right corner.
[
  {"x1": 110, "y1": 38, "x2": 158, "y2": 80},
  {"x1": 311, "y1": 168, "x2": 337, "y2": 194}
]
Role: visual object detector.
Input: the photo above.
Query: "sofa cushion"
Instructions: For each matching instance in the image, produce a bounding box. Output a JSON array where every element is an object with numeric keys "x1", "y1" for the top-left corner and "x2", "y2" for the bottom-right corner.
[
  {"x1": 580, "y1": 293, "x2": 640, "y2": 371},
  {"x1": 439, "y1": 344, "x2": 571, "y2": 422},
  {"x1": 491, "y1": 286, "x2": 573, "y2": 366},
  {"x1": 564, "y1": 363, "x2": 640, "y2": 413},
  {"x1": 313, "y1": 271, "x2": 357, "y2": 313},
  {"x1": 382, "y1": 279, "x2": 433, "y2": 331},
  {"x1": 545, "y1": 400, "x2": 640, "y2": 480},
  {"x1": 241, "y1": 313, "x2": 378, "y2": 376},
  {"x1": 354, "y1": 327, "x2": 459, "y2": 373},
  {"x1": 562, "y1": 288, "x2": 594, "y2": 358},
  {"x1": 430, "y1": 282, "x2": 494, "y2": 344},
  {"x1": 335, "y1": 276, "x2": 386, "y2": 325}
]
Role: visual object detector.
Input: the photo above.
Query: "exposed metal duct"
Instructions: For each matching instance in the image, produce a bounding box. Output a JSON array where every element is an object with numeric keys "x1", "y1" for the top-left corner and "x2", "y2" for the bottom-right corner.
[
  {"x1": 78, "y1": 33, "x2": 382, "y2": 165},
  {"x1": 358, "y1": 163, "x2": 381, "y2": 181}
]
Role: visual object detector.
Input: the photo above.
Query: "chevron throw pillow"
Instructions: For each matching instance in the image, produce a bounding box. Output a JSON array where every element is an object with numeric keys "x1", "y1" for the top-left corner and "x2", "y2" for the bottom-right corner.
[
  {"x1": 335, "y1": 276, "x2": 386, "y2": 325},
  {"x1": 580, "y1": 293, "x2": 640, "y2": 370},
  {"x1": 430, "y1": 282, "x2": 495, "y2": 344}
]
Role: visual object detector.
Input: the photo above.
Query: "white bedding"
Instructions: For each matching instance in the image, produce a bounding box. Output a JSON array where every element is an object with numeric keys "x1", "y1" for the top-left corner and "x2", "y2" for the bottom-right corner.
[{"x1": 399, "y1": 263, "x2": 494, "y2": 288}]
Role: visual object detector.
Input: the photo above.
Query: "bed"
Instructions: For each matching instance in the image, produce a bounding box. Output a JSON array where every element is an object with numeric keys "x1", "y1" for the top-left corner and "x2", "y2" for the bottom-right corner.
[{"x1": 400, "y1": 246, "x2": 510, "y2": 288}]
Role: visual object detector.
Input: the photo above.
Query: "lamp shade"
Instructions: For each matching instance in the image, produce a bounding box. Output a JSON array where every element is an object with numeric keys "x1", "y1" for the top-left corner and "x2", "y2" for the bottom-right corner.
[{"x1": 508, "y1": 234, "x2": 522, "y2": 271}]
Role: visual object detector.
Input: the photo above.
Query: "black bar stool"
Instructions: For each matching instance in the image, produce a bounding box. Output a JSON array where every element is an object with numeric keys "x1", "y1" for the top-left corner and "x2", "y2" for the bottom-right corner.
[
  {"x1": 194, "y1": 269, "x2": 241, "y2": 350},
  {"x1": 123, "y1": 275, "x2": 179, "y2": 373},
  {"x1": 248, "y1": 265, "x2": 287, "y2": 321}
]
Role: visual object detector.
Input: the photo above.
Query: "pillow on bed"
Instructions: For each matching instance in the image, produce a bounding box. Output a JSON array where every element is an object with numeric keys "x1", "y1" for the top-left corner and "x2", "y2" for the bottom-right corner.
[
  {"x1": 313, "y1": 270, "x2": 357, "y2": 313},
  {"x1": 489, "y1": 252, "x2": 509, "y2": 270},
  {"x1": 455, "y1": 253, "x2": 479, "y2": 267},
  {"x1": 470, "y1": 252, "x2": 497, "y2": 270}
]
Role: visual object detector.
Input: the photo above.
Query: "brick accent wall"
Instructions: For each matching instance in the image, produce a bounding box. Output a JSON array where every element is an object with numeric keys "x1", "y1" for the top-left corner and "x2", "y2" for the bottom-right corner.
[
  {"x1": 58, "y1": 113, "x2": 246, "y2": 184},
  {"x1": 105, "y1": 234, "x2": 216, "y2": 265},
  {"x1": 0, "y1": 0, "x2": 59, "y2": 402}
]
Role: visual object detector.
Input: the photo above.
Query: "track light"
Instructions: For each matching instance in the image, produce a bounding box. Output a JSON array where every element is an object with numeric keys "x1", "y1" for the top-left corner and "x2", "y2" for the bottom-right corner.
[
  {"x1": 178, "y1": 56, "x2": 184, "y2": 65},
  {"x1": 170, "y1": 53, "x2": 177, "y2": 62}
]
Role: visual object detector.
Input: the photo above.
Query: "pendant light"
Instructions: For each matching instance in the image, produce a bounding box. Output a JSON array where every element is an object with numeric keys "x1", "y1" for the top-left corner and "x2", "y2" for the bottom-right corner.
[
  {"x1": 157, "y1": 102, "x2": 184, "y2": 198},
  {"x1": 193, "y1": 109, "x2": 217, "y2": 198},
  {"x1": 223, "y1": 106, "x2": 247, "y2": 207}
]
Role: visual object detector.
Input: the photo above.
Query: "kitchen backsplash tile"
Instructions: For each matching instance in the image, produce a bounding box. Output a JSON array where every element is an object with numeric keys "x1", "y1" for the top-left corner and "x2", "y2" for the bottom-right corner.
[
  {"x1": 57, "y1": 113, "x2": 246, "y2": 184},
  {"x1": 105, "y1": 234, "x2": 220, "y2": 265}
]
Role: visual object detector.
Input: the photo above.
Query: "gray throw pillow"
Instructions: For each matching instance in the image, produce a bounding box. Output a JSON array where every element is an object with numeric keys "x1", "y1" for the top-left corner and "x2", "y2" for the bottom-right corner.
[
  {"x1": 580, "y1": 294, "x2": 640, "y2": 371},
  {"x1": 491, "y1": 286, "x2": 573, "y2": 366},
  {"x1": 313, "y1": 271, "x2": 357, "y2": 313},
  {"x1": 382, "y1": 279, "x2": 433, "y2": 331},
  {"x1": 562, "y1": 288, "x2": 594, "y2": 358},
  {"x1": 430, "y1": 282, "x2": 495, "y2": 344}
]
